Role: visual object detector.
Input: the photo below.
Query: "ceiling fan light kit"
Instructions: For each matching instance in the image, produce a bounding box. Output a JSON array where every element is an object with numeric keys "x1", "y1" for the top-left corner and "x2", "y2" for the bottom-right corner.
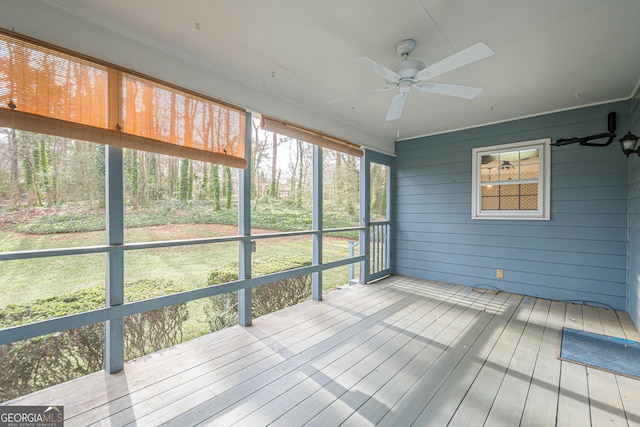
[{"x1": 329, "y1": 39, "x2": 495, "y2": 121}]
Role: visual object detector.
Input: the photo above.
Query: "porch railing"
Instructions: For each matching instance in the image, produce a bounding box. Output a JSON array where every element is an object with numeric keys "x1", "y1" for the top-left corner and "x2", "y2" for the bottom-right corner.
[
  {"x1": 369, "y1": 221, "x2": 391, "y2": 280},
  {"x1": 0, "y1": 226, "x2": 366, "y2": 347}
]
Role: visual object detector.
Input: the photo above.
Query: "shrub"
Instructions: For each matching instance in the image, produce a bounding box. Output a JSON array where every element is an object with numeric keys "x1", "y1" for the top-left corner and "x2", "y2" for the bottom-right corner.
[
  {"x1": 10, "y1": 199, "x2": 360, "y2": 234},
  {"x1": 124, "y1": 279, "x2": 189, "y2": 359},
  {"x1": 15, "y1": 210, "x2": 106, "y2": 234},
  {"x1": 0, "y1": 278, "x2": 188, "y2": 402},
  {"x1": 204, "y1": 256, "x2": 312, "y2": 332}
]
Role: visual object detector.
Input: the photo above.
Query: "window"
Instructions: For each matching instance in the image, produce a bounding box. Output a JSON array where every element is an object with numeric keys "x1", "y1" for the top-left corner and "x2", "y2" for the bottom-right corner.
[{"x1": 472, "y1": 138, "x2": 550, "y2": 220}]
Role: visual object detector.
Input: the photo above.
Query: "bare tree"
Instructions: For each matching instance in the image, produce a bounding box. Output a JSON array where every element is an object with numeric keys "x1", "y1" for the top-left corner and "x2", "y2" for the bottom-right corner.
[
  {"x1": 9, "y1": 128, "x2": 19, "y2": 206},
  {"x1": 251, "y1": 121, "x2": 270, "y2": 200},
  {"x1": 269, "y1": 132, "x2": 278, "y2": 198}
]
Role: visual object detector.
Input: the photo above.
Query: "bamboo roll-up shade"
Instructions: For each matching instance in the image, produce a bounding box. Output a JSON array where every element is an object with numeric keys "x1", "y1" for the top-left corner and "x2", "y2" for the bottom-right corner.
[
  {"x1": 0, "y1": 30, "x2": 247, "y2": 168},
  {"x1": 260, "y1": 116, "x2": 362, "y2": 157},
  {"x1": 0, "y1": 109, "x2": 247, "y2": 168}
]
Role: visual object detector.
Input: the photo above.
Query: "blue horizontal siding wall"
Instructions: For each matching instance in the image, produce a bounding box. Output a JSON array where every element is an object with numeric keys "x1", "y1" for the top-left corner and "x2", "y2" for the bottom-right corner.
[
  {"x1": 394, "y1": 101, "x2": 630, "y2": 309},
  {"x1": 628, "y1": 90, "x2": 640, "y2": 329}
]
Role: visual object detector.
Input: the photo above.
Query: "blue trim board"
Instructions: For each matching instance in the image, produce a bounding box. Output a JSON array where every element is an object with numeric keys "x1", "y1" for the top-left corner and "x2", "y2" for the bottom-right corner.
[{"x1": 559, "y1": 328, "x2": 640, "y2": 379}]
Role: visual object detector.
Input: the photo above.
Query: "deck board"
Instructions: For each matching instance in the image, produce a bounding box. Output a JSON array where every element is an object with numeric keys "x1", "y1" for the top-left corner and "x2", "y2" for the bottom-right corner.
[
  {"x1": 155, "y1": 289, "x2": 417, "y2": 426},
  {"x1": 445, "y1": 294, "x2": 535, "y2": 427},
  {"x1": 302, "y1": 287, "x2": 499, "y2": 427},
  {"x1": 483, "y1": 298, "x2": 549, "y2": 427},
  {"x1": 557, "y1": 303, "x2": 592, "y2": 427},
  {"x1": 383, "y1": 292, "x2": 520, "y2": 426},
  {"x1": 212, "y1": 287, "x2": 447, "y2": 426},
  {"x1": 342, "y1": 290, "x2": 510, "y2": 426},
  {"x1": 2, "y1": 276, "x2": 638, "y2": 427},
  {"x1": 519, "y1": 300, "x2": 564, "y2": 427},
  {"x1": 581, "y1": 305, "x2": 628, "y2": 427},
  {"x1": 128, "y1": 284, "x2": 412, "y2": 426},
  {"x1": 239, "y1": 283, "x2": 475, "y2": 427},
  {"x1": 83, "y1": 281, "x2": 405, "y2": 425}
]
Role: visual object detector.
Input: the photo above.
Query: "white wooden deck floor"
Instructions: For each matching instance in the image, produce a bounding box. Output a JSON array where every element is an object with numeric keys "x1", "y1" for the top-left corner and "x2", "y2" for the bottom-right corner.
[{"x1": 4, "y1": 276, "x2": 640, "y2": 426}]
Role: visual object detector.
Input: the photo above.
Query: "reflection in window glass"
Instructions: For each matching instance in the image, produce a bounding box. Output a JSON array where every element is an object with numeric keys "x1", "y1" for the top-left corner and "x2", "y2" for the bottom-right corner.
[
  {"x1": 479, "y1": 146, "x2": 541, "y2": 211},
  {"x1": 480, "y1": 148, "x2": 539, "y2": 184}
]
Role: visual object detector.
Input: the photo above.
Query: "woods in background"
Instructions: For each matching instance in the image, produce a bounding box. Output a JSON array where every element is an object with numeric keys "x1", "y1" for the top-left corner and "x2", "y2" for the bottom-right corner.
[{"x1": 0, "y1": 120, "x2": 385, "y2": 219}]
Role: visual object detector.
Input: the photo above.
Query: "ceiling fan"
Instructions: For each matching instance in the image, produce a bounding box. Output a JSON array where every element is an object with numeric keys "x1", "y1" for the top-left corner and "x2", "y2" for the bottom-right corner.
[{"x1": 328, "y1": 39, "x2": 495, "y2": 121}]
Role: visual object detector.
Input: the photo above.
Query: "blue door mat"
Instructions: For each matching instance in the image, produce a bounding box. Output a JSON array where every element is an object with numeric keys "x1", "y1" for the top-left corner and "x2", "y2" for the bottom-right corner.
[{"x1": 559, "y1": 327, "x2": 640, "y2": 379}]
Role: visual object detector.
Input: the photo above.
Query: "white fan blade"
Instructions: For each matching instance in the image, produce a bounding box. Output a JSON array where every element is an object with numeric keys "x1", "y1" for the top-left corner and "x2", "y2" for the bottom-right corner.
[
  {"x1": 326, "y1": 85, "x2": 395, "y2": 104},
  {"x1": 352, "y1": 57, "x2": 401, "y2": 83},
  {"x1": 386, "y1": 92, "x2": 408, "y2": 121},
  {"x1": 415, "y1": 82, "x2": 484, "y2": 99},
  {"x1": 415, "y1": 42, "x2": 494, "y2": 81}
]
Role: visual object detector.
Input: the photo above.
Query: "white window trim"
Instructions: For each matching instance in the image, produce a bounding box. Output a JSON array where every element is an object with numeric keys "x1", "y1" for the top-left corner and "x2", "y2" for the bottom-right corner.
[{"x1": 472, "y1": 138, "x2": 551, "y2": 220}]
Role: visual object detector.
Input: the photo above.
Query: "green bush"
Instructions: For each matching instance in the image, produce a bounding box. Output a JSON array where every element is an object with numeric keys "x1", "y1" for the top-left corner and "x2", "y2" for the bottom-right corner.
[
  {"x1": 15, "y1": 210, "x2": 106, "y2": 234},
  {"x1": 123, "y1": 279, "x2": 189, "y2": 359},
  {"x1": 0, "y1": 278, "x2": 188, "y2": 402},
  {"x1": 204, "y1": 256, "x2": 312, "y2": 332},
  {"x1": 11, "y1": 199, "x2": 359, "y2": 235}
]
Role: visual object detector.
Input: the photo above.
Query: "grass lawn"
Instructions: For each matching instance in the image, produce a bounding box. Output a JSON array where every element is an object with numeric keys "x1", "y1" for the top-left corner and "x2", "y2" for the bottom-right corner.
[{"x1": 0, "y1": 223, "x2": 356, "y2": 340}]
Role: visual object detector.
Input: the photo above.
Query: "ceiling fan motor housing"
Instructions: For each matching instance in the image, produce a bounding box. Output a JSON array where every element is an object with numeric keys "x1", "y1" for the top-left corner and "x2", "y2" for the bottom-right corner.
[{"x1": 389, "y1": 59, "x2": 426, "y2": 80}]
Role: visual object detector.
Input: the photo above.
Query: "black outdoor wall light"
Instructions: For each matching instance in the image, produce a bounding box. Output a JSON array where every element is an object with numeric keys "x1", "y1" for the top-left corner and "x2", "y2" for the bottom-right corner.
[{"x1": 620, "y1": 131, "x2": 640, "y2": 157}]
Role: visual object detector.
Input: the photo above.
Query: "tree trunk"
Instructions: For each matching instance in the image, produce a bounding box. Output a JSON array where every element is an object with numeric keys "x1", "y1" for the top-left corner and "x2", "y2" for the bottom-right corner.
[
  {"x1": 9, "y1": 128, "x2": 19, "y2": 207},
  {"x1": 212, "y1": 164, "x2": 220, "y2": 210},
  {"x1": 224, "y1": 166, "x2": 232, "y2": 209},
  {"x1": 297, "y1": 139, "x2": 304, "y2": 204},
  {"x1": 269, "y1": 132, "x2": 278, "y2": 197}
]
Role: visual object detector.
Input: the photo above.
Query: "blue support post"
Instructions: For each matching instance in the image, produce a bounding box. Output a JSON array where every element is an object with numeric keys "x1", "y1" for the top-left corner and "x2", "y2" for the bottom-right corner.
[
  {"x1": 385, "y1": 164, "x2": 392, "y2": 273},
  {"x1": 105, "y1": 145, "x2": 124, "y2": 373},
  {"x1": 348, "y1": 241, "x2": 356, "y2": 283},
  {"x1": 360, "y1": 150, "x2": 371, "y2": 284},
  {"x1": 312, "y1": 145, "x2": 323, "y2": 300},
  {"x1": 238, "y1": 112, "x2": 253, "y2": 326}
]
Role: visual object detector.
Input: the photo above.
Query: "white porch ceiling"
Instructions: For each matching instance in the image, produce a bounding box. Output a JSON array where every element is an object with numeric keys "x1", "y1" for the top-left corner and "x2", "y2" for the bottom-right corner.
[{"x1": 4, "y1": 0, "x2": 640, "y2": 154}]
